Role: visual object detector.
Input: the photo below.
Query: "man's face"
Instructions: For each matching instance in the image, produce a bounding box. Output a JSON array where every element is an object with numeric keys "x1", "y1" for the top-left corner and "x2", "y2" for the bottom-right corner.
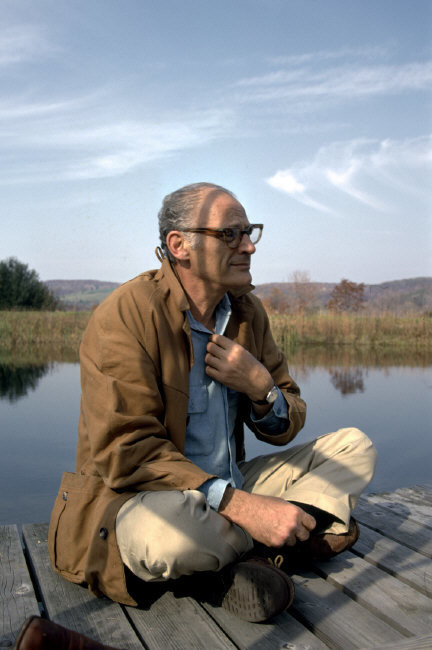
[{"x1": 187, "y1": 190, "x2": 256, "y2": 292}]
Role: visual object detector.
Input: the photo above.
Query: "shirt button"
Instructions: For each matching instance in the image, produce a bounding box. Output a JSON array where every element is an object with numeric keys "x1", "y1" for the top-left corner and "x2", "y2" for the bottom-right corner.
[{"x1": 99, "y1": 527, "x2": 108, "y2": 540}]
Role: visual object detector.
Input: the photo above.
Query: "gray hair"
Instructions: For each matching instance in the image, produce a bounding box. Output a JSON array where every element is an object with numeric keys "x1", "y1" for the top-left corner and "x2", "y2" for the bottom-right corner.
[{"x1": 158, "y1": 182, "x2": 236, "y2": 262}]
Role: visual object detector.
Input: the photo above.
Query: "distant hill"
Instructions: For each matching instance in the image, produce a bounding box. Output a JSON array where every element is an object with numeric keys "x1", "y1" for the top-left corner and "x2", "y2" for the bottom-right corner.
[
  {"x1": 45, "y1": 277, "x2": 432, "y2": 313},
  {"x1": 254, "y1": 277, "x2": 432, "y2": 313},
  {"x1": 45, "y1": 279, "x2": 120, "y2": 309}
]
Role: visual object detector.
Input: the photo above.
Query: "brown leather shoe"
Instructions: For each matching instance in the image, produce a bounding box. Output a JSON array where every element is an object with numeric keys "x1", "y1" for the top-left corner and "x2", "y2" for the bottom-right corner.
[
  {"x1": 305, "y1": 516, "x2": 360, "y2": 561},
  {"x1": 14, "y1": 616, "x2": 124, "y2": 650},
  {"x1": 212, "y1": 557, "x2": 295, "y2": 622},
  {"x1": 254, "y1": 517, "x2": 360, "y2": 571}
]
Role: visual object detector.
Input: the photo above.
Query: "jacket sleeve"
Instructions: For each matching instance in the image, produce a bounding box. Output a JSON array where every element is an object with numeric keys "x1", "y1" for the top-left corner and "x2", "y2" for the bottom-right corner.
[
  {"x1": 242, "y1": 296, "x2": 306, "y2": 446},
  {"x1": 77, "y1": 293, "x2": 215, "y2": 493}
]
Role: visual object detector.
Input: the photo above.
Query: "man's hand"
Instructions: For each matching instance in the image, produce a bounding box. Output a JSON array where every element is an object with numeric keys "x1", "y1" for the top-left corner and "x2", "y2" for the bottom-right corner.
[
  {"x1": 205, "y1": 334, "x2": 273, "y2": 402},
  {"x1": 219, "y1": 487, "x2": 316, "y2": 547}
]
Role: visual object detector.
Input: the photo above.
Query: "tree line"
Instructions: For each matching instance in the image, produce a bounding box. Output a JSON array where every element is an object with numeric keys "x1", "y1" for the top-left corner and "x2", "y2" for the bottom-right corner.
[
  {"x1": 0, "y1": 258, "x2": 59, "y2": 310},
  {"x1": 0, "y1": 257, "x2": 370, "y2": 314},
  {"x1": 261, "y1": 272, "x2": 365, "y2": 314}
]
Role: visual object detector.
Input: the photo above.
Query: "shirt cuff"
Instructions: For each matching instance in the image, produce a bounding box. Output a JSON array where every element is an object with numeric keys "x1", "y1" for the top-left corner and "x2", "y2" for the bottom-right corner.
[
  {"x1": 250, "y1": 387, "x2": 289, "y2": 435},
  {"x1": 198, "y1": 478, "x2": 231, "y2": 510}
]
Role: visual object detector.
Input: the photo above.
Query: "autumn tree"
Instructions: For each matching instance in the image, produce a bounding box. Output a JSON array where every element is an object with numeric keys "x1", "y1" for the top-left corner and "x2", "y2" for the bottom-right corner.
[
  {"x1": 263, "y1": 286, "x2": 289, "y2": 313},
  {"x1": 328, "y1": 278, "x2": 365, "y2": 312},
  {"x1": 0, "y1": 257, "x2": 59, "y2": 310},
  {"x1": 291, "y1": 270, "x2": 317, "y2": 313}
]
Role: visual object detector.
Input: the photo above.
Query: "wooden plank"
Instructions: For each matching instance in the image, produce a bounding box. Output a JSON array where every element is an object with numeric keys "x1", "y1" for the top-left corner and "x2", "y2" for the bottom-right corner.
[
  {"x1": 23, "y1": 524, "x2": 237, "y2": 650},
  {"x1": 0, "y1": 525, "x2": 40, "y2": 648},
  {"x1": 353, "y1": 524, "x2": 432, "y2": 597},
  {"x1": 22, "y1": 524, "x2": 143, "y2": 649},
  {"x1": 354, "y1": 498, "x2": 432, "y2": 558},
  {"x1": 126, "y1": 591, "x2": 237, "y2": 650},
  {"x1": 290, "y1": 571, "x2": 406, "y2": 649},
  {"x1": 394, "y1": 485, "x2": 432, "y2": 506},
  {"x1": 364, "y1": 493, "x2": 432, "y2": 529},
  {"x1": 200, "y1": 602, "x2": 329, "y2": 650},
  {"x1": 359, "y1": 633, "x2": 432, "y2": 650},
  {"x1": 388, "y1": 486, "x2": 432, "y2": 509},
  {"x1": 313, "y1": 551, "x2": 432, "y2": 637}
]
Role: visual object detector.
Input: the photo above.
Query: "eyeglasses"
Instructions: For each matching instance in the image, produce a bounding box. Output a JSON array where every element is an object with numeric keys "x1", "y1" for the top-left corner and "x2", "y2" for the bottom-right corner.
[{"x1": 180, "y1": 224, "x2": 263, "y2": 249}]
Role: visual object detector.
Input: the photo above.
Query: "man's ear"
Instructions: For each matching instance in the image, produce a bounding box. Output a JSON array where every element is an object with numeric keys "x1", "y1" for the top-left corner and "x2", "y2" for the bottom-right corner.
[{"x1": 166, "y1": 231, "x2": 190, "y2": 262}]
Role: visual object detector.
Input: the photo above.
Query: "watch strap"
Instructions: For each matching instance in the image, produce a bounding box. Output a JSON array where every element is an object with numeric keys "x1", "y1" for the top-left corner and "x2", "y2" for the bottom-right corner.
[{"x1": 253, "y1": 385, "x2": 278, "y2": 405}]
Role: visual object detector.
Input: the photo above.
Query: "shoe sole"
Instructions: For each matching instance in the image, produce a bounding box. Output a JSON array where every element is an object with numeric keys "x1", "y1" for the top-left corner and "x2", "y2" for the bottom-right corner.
[{"x1": 220, "y1": 561, "x2": 294, "y2": 622}]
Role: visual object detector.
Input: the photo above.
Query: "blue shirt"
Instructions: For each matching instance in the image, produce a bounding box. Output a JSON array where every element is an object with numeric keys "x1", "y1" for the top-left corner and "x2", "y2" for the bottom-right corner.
[{"x1": 184, "y1": 294, "x2": 289, "y2": 510}]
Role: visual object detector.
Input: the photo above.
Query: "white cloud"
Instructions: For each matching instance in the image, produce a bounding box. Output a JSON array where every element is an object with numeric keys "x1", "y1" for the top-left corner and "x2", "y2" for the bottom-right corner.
[
  {"x1": 267, "y1": 170, "x2": 305, "y2": 194},
  {"x1": 266, "y1": 135, "x2": 432, "y2": 215},
  {"x1": 266, "y1": 169, "x2": 333, "y2": 213}
]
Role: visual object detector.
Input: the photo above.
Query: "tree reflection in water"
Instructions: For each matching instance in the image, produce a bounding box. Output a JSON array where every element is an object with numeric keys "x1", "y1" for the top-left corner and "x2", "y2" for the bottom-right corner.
[
  {"x1": 0, "y1": 363, "x2": 52, "y2": 402},
  {"x1": 330, "y1": 367, "x2": 365, "y2": 396}
]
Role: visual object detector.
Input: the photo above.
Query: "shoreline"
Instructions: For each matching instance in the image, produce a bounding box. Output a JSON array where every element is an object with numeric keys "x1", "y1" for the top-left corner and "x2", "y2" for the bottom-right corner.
[{"x1": 0, "y1": 310, "x2": 431, "y2": 363}]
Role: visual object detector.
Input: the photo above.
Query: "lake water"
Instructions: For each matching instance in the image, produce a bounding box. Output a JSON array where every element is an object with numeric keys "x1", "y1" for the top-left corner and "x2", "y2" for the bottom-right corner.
[{"x1": 1, "y1": 352, "x2": 431, "y2": 525}]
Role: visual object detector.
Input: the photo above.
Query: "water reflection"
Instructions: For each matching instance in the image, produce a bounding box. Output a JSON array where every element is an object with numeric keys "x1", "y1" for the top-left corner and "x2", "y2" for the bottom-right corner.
[
  {"x1": 0, "y1": 362, "x2": 52, "y2": 402},
  {"x1": 330, "y1": 367, "x2": 365, "y2": 396},
  {"x1": 0, "y1": 344, "x2": 429, "y2": 403},
  {"x1": 0, "y1": 347, "x2": 430, "y2": 525},
  {"x1": 287, "y1": 345, "x2": 432, "y2": 397},
  {"x1": 288, "y1": 345, "x2": 432, "y2": 370}
]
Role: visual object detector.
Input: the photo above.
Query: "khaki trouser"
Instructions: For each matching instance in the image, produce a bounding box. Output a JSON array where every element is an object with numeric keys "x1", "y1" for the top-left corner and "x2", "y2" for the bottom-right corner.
[{"x1": 116, "y1": 427, "x2": 377, "y2": 582}]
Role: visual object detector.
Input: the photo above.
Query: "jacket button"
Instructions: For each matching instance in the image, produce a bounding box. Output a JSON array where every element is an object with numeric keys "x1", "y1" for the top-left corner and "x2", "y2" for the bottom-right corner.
[
  {"x1": 62, "y1": 491, "x2": 68, "y2": 501},
  {"x1": 99, "y1": 527, "x2": 108, "y2": 540}
]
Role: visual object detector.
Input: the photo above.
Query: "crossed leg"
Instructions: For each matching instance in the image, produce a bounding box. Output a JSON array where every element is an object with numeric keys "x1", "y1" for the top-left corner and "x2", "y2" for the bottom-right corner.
[{"x1": 115, "y1": 427, "x2": 377, "y2": 581}]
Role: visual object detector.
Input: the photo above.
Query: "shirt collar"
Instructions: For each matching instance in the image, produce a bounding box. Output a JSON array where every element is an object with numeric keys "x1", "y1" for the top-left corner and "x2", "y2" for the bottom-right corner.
[{"x1": 187, "y1": 293, "x2": 232, "y2": 335}]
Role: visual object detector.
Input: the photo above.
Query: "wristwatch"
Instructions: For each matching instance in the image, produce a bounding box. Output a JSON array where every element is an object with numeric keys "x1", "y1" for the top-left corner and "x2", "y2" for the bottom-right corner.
[{"x1": 253, "y1": 385, "x2": 279, "y2": 405}]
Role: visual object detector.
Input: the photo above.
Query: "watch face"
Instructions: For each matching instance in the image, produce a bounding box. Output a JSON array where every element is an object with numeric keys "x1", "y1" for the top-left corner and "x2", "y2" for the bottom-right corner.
[{"x1": 267, "y1": 386, "x2": 278, "y2": 403}]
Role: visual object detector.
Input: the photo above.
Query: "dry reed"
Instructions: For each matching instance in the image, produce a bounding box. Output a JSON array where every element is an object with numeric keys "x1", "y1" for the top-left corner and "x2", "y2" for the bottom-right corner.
[
  {"x1": 1, "y1": 310, "x2": 430, "y2": 365},
  {"x1": 269, "y1": 311, "x2": 431, "y2": 354}
]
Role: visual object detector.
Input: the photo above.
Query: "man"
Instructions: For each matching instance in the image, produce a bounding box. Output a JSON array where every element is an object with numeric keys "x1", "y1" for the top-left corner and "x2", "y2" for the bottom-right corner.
[{"x1": 49, "y1": 182, "x2": 377, "y2": 624}]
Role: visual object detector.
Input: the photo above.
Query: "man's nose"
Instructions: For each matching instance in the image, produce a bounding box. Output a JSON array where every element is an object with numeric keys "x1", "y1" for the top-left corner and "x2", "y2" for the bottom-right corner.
[{"x1": 238, "y1": 233, "x2": 256, "y2": 254}]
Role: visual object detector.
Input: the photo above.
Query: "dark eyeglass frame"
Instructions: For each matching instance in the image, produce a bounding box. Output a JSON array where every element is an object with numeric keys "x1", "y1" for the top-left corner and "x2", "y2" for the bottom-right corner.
[{"x1": 180, "y1": 224, "x2": 263, "y2": 248}]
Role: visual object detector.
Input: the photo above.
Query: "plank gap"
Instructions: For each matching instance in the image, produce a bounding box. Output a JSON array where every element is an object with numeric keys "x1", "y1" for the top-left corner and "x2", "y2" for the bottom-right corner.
[{"x1": 120, "y1": 606, "x2": 151, "y2": 650}]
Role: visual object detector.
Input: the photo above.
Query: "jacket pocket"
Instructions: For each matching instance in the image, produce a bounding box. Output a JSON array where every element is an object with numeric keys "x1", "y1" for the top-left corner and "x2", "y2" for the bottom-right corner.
[{"x1": 48, "y1": 471, "x2": 110, "y2": 584}]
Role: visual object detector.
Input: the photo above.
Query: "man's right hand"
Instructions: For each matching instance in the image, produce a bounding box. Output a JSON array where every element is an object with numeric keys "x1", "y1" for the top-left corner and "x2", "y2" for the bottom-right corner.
[{"x1": 218, "y1": 487, "x2": 316, "y2": 547}]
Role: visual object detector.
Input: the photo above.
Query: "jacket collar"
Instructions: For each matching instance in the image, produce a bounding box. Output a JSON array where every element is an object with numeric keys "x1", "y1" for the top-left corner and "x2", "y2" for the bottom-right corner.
[{"x1": 154, "y1": 256, "x2": 191, "y2": 313}]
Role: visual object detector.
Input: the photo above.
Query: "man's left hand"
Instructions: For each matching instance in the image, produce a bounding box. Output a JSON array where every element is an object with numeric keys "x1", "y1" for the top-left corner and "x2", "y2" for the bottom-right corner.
[{"x1": 205, "y1": 334, "x2": 273, "y2": 402}]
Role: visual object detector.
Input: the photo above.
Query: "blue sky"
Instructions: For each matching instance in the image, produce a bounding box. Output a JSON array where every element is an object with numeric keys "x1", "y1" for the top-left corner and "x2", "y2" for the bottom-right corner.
[{"x1": 1, "y1": 0, "x2": 431, "y2": 285}]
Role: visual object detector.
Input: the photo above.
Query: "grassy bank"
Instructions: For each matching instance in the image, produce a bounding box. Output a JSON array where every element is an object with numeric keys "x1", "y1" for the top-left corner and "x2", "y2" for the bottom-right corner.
[
  {"x1": 0, "y1": 311, "x2": 90, "y2": 362},
  {"x1": 269, "y1": 311, "x2": 432, "y2": 354},
  {"x1": 0, "y1": 310, "x2": 431, "y2": 364}
]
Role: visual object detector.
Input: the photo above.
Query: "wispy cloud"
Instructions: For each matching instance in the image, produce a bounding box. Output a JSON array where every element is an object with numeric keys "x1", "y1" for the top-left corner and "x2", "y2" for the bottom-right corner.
[
  {"x1": 267, "y1": 45, "x2": 391, "y2": 67},
  {"x1": 235, "y1": 55, "x2": 432, "y2": 107},
  {"x1": 0, "y1": 94, "x2": 232, "y2": 182},
  {"x1": 60, "y1": 113, "x2": 230, "y2": 179},
  {"x1": 266, "y1": 135, "x2": 432, "y2": 215},
  {"x1": 1, "y1": 28, "x2": 431, "y2": 191},
  {"x1": 0, "y1": 97, "x2": 88, "y2": 120},
  {"x1": 0, "y1": 25, "x2": 56, "y2": 66},
  {"x1": 267, "y1": 170, "x2": 332, "y2": 213}
]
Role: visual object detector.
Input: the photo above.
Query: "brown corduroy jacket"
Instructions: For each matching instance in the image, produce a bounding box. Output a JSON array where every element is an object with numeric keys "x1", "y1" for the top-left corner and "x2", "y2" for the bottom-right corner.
[{"x1": 48, "y1": 258, "x2": 306, "y2": 605}]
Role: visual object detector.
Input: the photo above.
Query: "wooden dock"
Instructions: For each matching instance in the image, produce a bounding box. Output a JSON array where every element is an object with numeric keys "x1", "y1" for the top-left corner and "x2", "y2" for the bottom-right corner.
[{"x1": 2, "y1": 485, "x2": 432, "y2": 649}]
